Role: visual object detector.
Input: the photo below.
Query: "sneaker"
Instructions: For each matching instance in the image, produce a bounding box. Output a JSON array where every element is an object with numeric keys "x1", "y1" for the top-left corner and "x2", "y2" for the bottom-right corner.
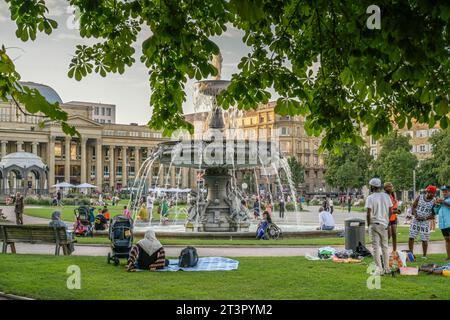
[{"x1": 421, "y1": 256, "x2": 428, "y2": 260}]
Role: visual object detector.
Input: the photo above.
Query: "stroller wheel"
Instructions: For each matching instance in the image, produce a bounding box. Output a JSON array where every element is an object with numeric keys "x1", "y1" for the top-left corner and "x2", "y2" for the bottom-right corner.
[
  {"x1": 114, "y1": 258, "x2": 120, "y2": 266},
  {"x1": 107, "y1": 252, "x2": 111, "y2": 264}
]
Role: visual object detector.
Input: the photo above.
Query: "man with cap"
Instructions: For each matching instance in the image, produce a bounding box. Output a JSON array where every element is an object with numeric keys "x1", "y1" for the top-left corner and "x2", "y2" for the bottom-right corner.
[
  {"x1": 365, "y1": 178, "x2": 393, "y2": 275},
  {"x1": 408, "y1": 185, "x2": 437, "y2": 259},
  {"x1": 384, "y1": 182, "x2": 400, "y2": 252},
  {"x1": 433, "y1": 185, "x2": 450, "y2": 260}
]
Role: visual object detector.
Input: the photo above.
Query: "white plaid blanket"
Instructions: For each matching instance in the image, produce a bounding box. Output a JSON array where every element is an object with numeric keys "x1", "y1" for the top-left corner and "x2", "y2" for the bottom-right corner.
[{"x1": 157, "y1": 257, "x2": 239, "y2": 272}]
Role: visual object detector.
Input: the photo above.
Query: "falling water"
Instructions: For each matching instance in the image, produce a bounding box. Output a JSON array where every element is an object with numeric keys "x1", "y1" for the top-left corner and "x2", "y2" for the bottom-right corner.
[{"x1": 279, "y1": 157, "x2": 300, "y2": 226}]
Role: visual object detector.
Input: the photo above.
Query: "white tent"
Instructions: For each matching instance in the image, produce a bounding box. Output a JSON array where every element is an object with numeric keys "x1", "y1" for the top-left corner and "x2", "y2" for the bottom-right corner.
[
  {"x1": 76, "y1": 183, "x2": 98, "y2": 189},
  {"x1": 53, "y1": 182, "x2": 74, "y2": 188}
]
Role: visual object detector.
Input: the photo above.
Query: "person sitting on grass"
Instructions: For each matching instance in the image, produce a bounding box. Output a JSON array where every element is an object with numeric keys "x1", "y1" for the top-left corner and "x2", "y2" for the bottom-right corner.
[
  {"x1": 49, "y1": 211, "x2": 74, "y2": 253},
  {"x1": 317, "y1": 206, "x2": 335, "y2": 230},
  {"x1": 126, "y1": 229, "x2": 167, "y2": 271},
  {"x1": 102, "y1": 205, "x2": 111, "y2": 221},
  {"x1": 94, "y1": 210, "x2": 108, "y2": 231},
  {"x1": 256, "y1": 211, "x2": 272, "y2": 240}
]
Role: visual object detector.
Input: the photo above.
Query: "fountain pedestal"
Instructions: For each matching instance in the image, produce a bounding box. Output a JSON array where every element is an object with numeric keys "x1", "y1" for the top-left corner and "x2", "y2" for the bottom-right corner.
[{"x1": 192, "y1": 168, "x2": 250, "y2": 232}]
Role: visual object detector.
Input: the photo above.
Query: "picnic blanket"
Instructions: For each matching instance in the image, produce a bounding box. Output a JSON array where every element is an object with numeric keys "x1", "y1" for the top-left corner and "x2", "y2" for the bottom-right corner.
[{"x1": 156, "y1": 257, "x2": 239, "y2": 272}]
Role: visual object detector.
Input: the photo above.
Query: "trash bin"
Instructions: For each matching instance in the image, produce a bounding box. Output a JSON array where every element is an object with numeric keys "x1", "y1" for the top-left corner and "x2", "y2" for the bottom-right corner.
[{"x1": 344, "y1": 218, "x2": 365, "y2": 251}]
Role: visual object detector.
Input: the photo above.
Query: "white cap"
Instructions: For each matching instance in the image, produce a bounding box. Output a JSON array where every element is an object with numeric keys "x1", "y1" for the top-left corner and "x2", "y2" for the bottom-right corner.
[{"x1": 369, "y1": 178, "x2": 382, "y2": 187}]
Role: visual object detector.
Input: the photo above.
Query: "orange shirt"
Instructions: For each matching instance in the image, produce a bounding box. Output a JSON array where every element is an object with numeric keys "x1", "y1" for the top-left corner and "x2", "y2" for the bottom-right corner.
[{"x1": 389, "y1": 193, "x2": 398, "y2": 222}]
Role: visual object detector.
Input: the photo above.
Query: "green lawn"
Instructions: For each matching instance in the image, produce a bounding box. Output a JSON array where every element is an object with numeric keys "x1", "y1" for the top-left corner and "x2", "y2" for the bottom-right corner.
[
  {"x1": 74, "y1": 226, "x2": 445, "y2": 246},
  {"x1": 24, "y1": 205, "x2": 187, "y2": 222},
  {"x1": 0, "y1": 254, "x2": 448, "y2": 300}
]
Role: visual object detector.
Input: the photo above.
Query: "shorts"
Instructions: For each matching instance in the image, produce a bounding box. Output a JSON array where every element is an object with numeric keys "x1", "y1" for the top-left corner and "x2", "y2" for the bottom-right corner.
[
  {"x1": 388, "y1": 219, "x2": 397, "y2": 226},
  {"x1": 442, "y1": 228, "x2": 450, "y2": 238},
  {"x1": 409, "y1": 220, "x2": 430, "y2": 242}
]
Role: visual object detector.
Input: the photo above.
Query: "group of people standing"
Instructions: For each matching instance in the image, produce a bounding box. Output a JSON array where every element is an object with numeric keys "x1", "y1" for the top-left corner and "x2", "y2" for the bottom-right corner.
[{"x1": 365, "y1": 178, "x2": 450, "y2": 275}]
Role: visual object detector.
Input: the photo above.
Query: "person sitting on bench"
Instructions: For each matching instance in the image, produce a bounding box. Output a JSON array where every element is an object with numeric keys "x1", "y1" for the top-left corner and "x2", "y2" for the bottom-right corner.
[{"x1": 49, "y1": 211, "x2": 74, "y2": 253}]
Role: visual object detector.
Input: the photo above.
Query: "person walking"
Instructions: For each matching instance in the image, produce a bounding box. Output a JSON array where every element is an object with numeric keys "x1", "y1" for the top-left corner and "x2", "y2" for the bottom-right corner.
[
  {"x1": 433, "y1": 185, "x2": 450, "y2": 260},
  {"x1": 347, "y1": 195, "x2": 352, "y2": 213},
  {"x1": 146, "y1": 193, "x2": 155, "y2": 222},
  {"x1": 14, "y1": 192, "x2": 24, "y2": 225},
  {"x1": 279, "y1": 196, "x2": 286, "y2": 219},
  {"x1": 56, "y1": 189, "x2": 63, "y2": 207},
  {"x1": 384, "y1": 182, "x2": 400, "y2": 252},
  {"x1": 365, "y1": 178, "x2": 393, "y2": 275},
  {"x1": 408, "y1": 185, "x2": 437, "y2": 259},
  {"x1": 328, "y1": 197, "x2": 334, "y2": 214}
]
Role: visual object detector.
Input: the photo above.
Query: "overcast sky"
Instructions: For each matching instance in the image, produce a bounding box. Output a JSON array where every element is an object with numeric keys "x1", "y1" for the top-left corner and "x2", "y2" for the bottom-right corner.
[{"x1": 0, "y1": 1, "x2": 251, "y2": 125}]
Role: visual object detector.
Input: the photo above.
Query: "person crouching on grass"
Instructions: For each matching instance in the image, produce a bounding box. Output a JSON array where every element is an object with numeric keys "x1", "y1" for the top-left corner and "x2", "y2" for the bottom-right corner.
[
  {"x1": 408, "y1": 185, "x2": 437, "y2": 259},
  {"x1": 384, "y1": 182, "x2": 400, "y2": 252},
  {"x1": 433, "y1": 185, "x2": 450, "y2": 261}
]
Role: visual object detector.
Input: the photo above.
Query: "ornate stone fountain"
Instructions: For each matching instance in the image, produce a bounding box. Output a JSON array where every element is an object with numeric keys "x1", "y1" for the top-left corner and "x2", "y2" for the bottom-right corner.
[{"x1": 154, "y1": 53, "x2": 279, "y2": 232}]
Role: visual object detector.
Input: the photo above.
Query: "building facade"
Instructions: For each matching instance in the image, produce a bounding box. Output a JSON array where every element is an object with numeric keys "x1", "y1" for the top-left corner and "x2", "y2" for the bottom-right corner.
[
  {"x1": 0, "y1": 83, "x2": 189, "y2": 193},
  {"x1": 364, "y1": 121, "x2": 441, "y2": 161}
]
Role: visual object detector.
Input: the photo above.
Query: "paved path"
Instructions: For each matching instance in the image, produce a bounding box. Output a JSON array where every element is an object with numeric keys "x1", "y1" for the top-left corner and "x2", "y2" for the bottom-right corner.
[
  {"x1": 0, "y1": 206, "x2": 54, "y2": 225},
  {"x1": 5, "y1": 241, "x2": 447, "y2": 257}
]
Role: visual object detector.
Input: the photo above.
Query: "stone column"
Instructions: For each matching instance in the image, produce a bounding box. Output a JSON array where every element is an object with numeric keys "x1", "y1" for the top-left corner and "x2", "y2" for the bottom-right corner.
[
  {"x1": 109, "y1": 145, "x2": 115, "y2": 189},
  {"x1": 16, "y1": 141, "x2": 24, "y2": 152},
  {"x1": 80, "y1": 137, "x2": 87, "y2": 183},
  {"x1": 96, "y1": 139, "x2": 103, "y2": 189},
  {"x1": 64, "y1": 137, "x2": 71, "y2": 182},
  {"x1": 122, "y1": 146, "x2": 128, "y2": 188},
  {"x1": 1, "y1": 140, "x2": 7, "y2": 158},
  {"x1": 134, "y1": 147, "x2": 140, "y2": 178},
  {"x1": 32, "y1": 142, "x2": 39, "y2": 155},
  {"x1": 48, "y1": 137, "x2": 55, "y2": 188}
]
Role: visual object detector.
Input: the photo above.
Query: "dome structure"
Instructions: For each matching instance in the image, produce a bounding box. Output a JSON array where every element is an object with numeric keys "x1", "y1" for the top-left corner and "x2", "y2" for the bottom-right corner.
[
  {"x1": 0, "y1": 152, "x2": 47, "y2": 170},
  {"x1": 0, "y1": 152, "x2": 49, "y2": 195},
  {"x1": 18, "y1": 81, "x2": 64, "y2": 104}
]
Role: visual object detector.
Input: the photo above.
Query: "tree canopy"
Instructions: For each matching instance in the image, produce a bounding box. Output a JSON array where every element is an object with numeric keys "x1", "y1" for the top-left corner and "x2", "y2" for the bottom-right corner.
[
  {"x1": 373, "y1": 131, "x2": 418, "y2": 191},
  {"x1": 324, "y1": 143, "x2": 372, "y2": 192},
  {"x1": 1, "y1": 1, "x2": 450, "y2": 148}
]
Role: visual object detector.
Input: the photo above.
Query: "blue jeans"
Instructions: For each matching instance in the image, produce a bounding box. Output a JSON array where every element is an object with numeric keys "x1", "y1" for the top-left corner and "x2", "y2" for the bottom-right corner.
[{"x1": 321, "y1": 225, "x2": 334, "y2": 231}]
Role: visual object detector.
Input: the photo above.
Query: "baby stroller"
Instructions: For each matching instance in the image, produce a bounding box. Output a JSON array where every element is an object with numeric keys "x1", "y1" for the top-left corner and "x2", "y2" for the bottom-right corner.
[
  {"x1": 263, "y1": 223, "x2": 283, "y2": 240},
  {"x1": 73, "y1": 206, "x2": 93, "y2": 237},
  {"x1": 107, "y1": 215, "x2": 133, "y2": 266}
]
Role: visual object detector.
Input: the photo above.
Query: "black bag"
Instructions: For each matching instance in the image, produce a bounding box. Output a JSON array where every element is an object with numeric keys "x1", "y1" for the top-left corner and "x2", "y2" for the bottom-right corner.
[
  {"x1": 178, "y1": 246, "x2": 199, "y2": 267},
  {"x1": 355, "y1": 241, "x2": 372, "y2": 257}
]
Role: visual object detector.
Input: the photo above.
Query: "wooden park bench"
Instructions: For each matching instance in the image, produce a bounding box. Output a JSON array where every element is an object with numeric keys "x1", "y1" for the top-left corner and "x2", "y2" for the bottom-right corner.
[{"x1": 0, "y1": 225, "x2": 76, "y2": 256}]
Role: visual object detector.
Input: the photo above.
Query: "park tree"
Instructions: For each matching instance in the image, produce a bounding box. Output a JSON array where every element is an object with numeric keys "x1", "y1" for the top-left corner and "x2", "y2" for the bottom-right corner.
[
  {"x1": 1, "y1": 1, "x2": 450, "y2": 148},
  {"x1": 415, "y1": 128, "x2": 450, "y2": 186},
  {"x1": 324, "y1": 143, "x2": 372, "y2": 194},
  {"x1": 374, "y1": 131, "x2": 418, "y2": 191},
  {"x1": 285, "y1": 157, "x2": 305, "y2": 190}
]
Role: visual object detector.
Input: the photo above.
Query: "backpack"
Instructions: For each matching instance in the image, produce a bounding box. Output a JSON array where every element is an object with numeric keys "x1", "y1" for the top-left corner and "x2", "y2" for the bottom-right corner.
[
  {"x1": 178, "y1": 246, "x2": 199, "y2": 268},
  {"x1": 355, "y1": 241, "x2": 372, "y2": 257}
]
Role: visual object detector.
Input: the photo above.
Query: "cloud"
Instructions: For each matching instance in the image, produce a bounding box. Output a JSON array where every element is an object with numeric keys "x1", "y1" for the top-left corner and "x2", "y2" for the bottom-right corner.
[{"x1": 45, "y1": 0, "x2": 66, "y2": 17}]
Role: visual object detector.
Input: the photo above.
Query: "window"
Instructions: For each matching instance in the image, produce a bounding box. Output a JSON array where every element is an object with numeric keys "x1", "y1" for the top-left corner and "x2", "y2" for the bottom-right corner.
[
  {"x1": 370, "y1": 148, "x2": 378, "y2": 159},
  {"x1": 280, "y1": 127, "x2": 289, "y2": 136},
  {"x1": 108, "y1": 120, "x2": 111, "y2": 124},
  {"x1": 129, "y1": 166, "x2": 135, "y2": 176},
  {"x1": 90, "y1": 166, "x2": 95, "y2": 176},
  {"x1": 117, "y1": 166, "x2": 122, "y2": 176},
  {"x1": 416, "y1": 130, "x2": 428, "y2": 138},
  {"x1": 94, "y1": 107, "x2": 99, "y2": 115},
  {"x1": 370, "y1": 136, "x2": 377, "y2": 145},
  {"x1": 101, "y1": 107, "x2": 105, "y2": 116},
  {"x1": 419, "y1": 145, "x2": 426, "y2": 153},
  {"x1": 70, "y1": 143, "x2": 78, "y2": 160},
  {"x1": 107, "y1": 108, "x2": 111, "y2": 116},
  {"x1": 304, "y1": 141, "x2": 310, "y2": 150},
  {"x1": 54, "y1": 141, "x2": 62, "y2": 157},
  {"x1": 103, "y1": 166, "x2": 109, "y2": 176}
]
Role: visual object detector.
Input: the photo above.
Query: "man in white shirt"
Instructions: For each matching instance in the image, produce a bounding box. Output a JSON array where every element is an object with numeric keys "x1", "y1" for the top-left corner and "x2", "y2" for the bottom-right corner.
[
  {"x1": 365, "y1": 178, "x2": 393, "y2": 275},
  {"x1": 146, "y1": 193, "x2": 155, "y2": 222},
  {"x1": 318, "y1": 207, "x2": 335, "y2": 230}
]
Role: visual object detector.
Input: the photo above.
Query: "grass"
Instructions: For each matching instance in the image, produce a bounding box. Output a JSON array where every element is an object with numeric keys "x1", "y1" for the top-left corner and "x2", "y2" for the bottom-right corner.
[
  {"x1": 0, "y1": 254, "x2": 448, "y2": 300},
  {"x1": 74, "y1": 226, "x2": 446, "y2": 246},
  {"x1": 24, "y1": 205, "x2": 187, "y2": 222}
]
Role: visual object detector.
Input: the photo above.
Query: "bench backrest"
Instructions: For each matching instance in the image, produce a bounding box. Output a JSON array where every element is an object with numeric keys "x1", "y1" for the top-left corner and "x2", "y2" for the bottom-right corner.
[{"x1": 0, "y1": 225, "x2": 69, "y2": 244}]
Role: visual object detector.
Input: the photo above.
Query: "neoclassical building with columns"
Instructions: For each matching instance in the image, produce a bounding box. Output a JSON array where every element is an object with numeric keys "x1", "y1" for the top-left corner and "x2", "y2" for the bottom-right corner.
[{"x1": 0, "y1": 82, "x2": 193, "y2": 194}]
